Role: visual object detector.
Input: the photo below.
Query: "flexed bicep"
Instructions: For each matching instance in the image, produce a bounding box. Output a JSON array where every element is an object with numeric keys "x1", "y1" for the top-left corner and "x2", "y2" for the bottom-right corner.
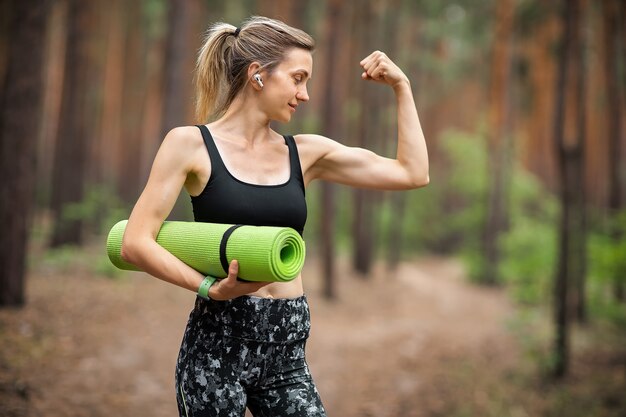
[{"x1": 303, "y1": 134, "x2": 421, "y2": 191}]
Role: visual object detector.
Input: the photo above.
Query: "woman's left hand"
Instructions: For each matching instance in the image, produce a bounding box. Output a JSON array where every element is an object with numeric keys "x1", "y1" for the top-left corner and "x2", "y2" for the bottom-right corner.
[{"x1": 359, "y1": 50, "x2": 409, "y2": 89}]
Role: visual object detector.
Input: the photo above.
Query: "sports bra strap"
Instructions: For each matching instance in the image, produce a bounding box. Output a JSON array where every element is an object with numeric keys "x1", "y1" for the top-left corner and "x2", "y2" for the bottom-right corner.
[
  {"x1": 196, "y1": 124, "x2": 227, "y2": 172},
  {"x1": 284, "y1": 135, "x2": 305, "y2": 189}
]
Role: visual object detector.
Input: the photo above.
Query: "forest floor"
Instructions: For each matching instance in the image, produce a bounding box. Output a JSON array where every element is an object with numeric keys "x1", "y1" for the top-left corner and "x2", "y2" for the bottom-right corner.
[{"x1": 1, "y1": 243, "x2": 625, "y2": 417}]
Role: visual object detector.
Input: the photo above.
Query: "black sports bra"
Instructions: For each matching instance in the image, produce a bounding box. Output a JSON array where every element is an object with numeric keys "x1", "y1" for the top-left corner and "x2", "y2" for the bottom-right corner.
[{"x1": 190, "y1": 125, "x2": 307, "y2": 236}]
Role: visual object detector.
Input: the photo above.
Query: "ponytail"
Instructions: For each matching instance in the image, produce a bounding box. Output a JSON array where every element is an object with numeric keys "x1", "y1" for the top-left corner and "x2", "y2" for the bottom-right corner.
[{"x1": 194, "y1": 23, "x2": 237, "y2": 123}]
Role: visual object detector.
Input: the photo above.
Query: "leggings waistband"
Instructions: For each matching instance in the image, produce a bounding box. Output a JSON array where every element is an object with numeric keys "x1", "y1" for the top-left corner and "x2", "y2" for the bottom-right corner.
[{"x1": 191, "y1": 294, "x2": 311, "y2": 343}]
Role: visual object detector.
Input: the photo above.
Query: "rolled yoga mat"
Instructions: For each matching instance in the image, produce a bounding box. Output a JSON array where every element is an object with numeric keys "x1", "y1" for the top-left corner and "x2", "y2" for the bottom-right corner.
[{"x1": 106, "y1": 220, "x2": 305, "y2": 282}]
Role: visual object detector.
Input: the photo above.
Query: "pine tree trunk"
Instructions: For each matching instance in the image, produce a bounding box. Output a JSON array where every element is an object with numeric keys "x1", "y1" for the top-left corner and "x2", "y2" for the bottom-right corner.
[
  {"x1": 483, "y1": 0, "x2": 514, "y2": 285},
  {"x1": 0, "y1": 0, "x2": 49, "y2": 306},
  {"x1": 161, "y1": 0, "x2": 194, "y2": 131},
  {"x1": 118, "y1": 1, "x2": 147, "y2": 204},
  {"x1": 553, "y1": 0, "x2": 586, "y2": 377},
  {"x1": 352, "y1": 0, "x2": 377, "y2": 277},
  {"x1": 387, "y1": 192, "x2": 407, "y2": 271},
  {"x1": 158, "y1": 0, "x2": 200, "y2": 220},
  {"x1": 603, "y1": 0, "x2": 625, "y2": 302},
  {"x1": 37, "y1": 1, "x2": 68, "y2": 214},
  {"x1": 319, "y1": 0, "x2": 344, "y2": 299},
  {"x1": 386, "y1": 3, "x2": 421, "y2": 270},
  {"x1": 99, "y1": 0, "x2": 125, "y2": 189},
  {"x1": 49, "y1": 0, "x2": 97, "y2": 247}
]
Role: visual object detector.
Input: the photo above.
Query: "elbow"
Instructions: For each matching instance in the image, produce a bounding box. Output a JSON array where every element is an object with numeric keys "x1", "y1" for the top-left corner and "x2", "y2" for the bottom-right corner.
[
  {"x1": 410, "y1": 173, "x2": 429, "y2": 189},
  {"x1": 120, "y1": 238, "x2": 139, "y2": 264}
]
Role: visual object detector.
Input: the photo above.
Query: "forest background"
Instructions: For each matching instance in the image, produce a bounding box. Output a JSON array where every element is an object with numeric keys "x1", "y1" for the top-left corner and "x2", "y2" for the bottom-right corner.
[{"x1": 1, "y1": 0, "x2": 625, "y2": 416}]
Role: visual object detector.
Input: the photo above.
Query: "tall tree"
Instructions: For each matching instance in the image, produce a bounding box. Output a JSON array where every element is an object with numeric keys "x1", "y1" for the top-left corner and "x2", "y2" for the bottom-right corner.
[
  {"x1": 553, "y1": 0, "x2": 587, "y2": 377},
  {"x1": 0, "y1": 0, "x2": 49, "y2": 306},
  {"x1": 386, "y1": 0, "x2": 418, "y2": 271},
  {"x1": 159, "y1": 0, "x2": 203, "y2": 220},
  {"x1": 99, "y1": 0, "x2": 125, "y2": 189},
  {"x1": 37, "y1": 1, "x2": 68, "y2": 213},
  {"x1": 523, "y1": 6, "x2": 559, "y2": 189},
  {"x1": 352, "y1": 0, "x2": 378, "y2": 277},
  {"x1": 139, "y1": 1, "x2": 168, "y2": 188},
  {"x1": 49, "y1": 0, "x2": 99, "y2": 247},
  {"x1": 160, "y1": 0, "x2": 196, "y2": 136},
  {"x1": 482, "y1": 0, "x2": 514, "y2": 285},
  {"x1": 602, "y1": 0, "x2": 625, "y2": 302},
  {"x1": 118, "y1": 1, "x2": 148, "y2": 204},
  {"x1": 319, "y1": 0, "x2": 345, "y2": 299}
]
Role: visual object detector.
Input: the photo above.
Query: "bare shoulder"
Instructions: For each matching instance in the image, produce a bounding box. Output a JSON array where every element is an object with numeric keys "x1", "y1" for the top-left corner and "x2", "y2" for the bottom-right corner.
[
  {"x1": 153, "y1": 126, "x2": 208, "y2": 180},
  {"x1": 155, "y1": 126, "x2": 205, "y2": 169},
  {"x1": 293, "y1": 133, "x2": 341, "y2": 186},
  {"x1": 293, "y1": 133, "x2": 337, "y2": 162},
  {"x1": 162, "y1": 125, "x2": 204, "y2": 152}
]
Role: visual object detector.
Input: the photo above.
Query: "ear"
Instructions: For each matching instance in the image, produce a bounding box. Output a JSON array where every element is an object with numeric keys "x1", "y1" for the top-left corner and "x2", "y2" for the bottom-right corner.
[{"x1": 247, "y1": 62, "x2": 264, "y2": 90}]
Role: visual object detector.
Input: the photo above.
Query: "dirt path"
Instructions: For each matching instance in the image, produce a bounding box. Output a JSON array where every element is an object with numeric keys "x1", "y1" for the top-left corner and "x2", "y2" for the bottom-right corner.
[{"x1": 0, "y1": 255, "x2": 520, "y2": 417}]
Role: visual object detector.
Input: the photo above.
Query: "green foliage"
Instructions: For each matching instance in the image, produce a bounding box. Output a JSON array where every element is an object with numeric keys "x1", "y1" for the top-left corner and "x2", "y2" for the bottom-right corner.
[
  {"x1": 398, "y1": 126, "x2": 558, "y2": 302},
  {"x1": 36, "y1": 245, "x2": 81, "y2": 272},
  {"x1": 40, "y1": 183, "x2": 130, "y2": 279},
  {"x1": 587, "y1": 211, "x2": 626, "y2": 327},
  {"x1": 505, "y1": 306, "x2": 553, "y2": 372},
  {"x1": 60, "y1": 182, "x2": 130, "y2": 238},
  {"x1": 588, "y1": 211, "x2": 626, "y2": 287},
  {"x1": 499, "y1": 164, "x2": 558, "y2": 303},
  {"x1": 400, "y1": 128, "x2": 489, "y2": 257},
  {"x1": 35, "y1": 243, "x2": 124, "y2": 280},
  {"x1": 500, "y1": 216, "x2": 556, "y2": 304},
  {"x1": 142, "y1": 0, "x2": 167, "y2": 39}
]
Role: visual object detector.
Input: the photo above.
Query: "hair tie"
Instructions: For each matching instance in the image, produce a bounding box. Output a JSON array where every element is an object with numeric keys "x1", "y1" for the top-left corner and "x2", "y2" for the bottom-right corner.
[{"x1": 233, "y1": 27, "x2": 241, "y2": 37}]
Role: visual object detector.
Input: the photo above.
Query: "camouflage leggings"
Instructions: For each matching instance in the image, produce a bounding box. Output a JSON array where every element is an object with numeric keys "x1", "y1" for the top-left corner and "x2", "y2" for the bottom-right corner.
[{"x1": 175, "y1": 294, "x2": 326, "y2": 417}]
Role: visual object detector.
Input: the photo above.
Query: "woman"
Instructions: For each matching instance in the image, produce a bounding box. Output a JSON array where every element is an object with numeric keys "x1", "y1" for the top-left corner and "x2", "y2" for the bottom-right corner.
[{"x1": 121, "y1": 16, "x2": 428, "y2": 417}]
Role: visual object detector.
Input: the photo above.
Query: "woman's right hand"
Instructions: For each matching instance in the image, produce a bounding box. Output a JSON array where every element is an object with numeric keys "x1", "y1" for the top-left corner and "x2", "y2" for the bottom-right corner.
[{"x1": 208, "y1": 260, "x2": 272, "y2": 300}]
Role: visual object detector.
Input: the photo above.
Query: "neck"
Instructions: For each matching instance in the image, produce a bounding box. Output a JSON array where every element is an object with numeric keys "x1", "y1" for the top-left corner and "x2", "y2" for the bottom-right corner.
[{"x1": 211, "y1": 93, "x2": 273, "y2": 146}]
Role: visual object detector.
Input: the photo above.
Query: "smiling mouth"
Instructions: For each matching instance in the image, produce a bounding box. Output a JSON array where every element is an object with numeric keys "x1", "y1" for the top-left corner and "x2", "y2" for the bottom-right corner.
[{"x1": 288, "y1": 103, "x2": 297, "y2": 111}]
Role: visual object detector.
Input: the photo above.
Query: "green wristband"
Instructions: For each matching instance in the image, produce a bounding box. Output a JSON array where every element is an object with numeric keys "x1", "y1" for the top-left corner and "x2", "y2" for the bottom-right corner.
[{"x1": 197, "y1": 275, "x2": 217, "y2": 300}]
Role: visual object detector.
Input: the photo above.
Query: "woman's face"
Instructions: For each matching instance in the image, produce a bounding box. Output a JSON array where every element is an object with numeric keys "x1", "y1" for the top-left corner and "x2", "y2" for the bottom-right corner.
[{"x1": 260, "y1": 48, "x2": 313, "y2": 123}]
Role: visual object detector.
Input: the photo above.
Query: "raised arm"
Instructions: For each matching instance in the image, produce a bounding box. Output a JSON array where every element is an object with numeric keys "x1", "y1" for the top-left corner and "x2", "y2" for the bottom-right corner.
[
  {"x1": 121, "y1": 127, "x2": 268, "y2": 299},
  {"x1": 304, "y1": 51, "x2": 429, "y2": 190}
]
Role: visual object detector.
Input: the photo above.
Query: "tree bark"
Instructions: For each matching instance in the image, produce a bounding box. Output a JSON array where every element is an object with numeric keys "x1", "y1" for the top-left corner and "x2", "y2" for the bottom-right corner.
[
  {"x1": 387, "y1": 192, "x2": 408, "y2": 271},
  {"x1": 49, "y1": 0, "x2": 97, "y2": 247},
  {"x1": 352, "y1": 0, "x2": 378, "y2": 277},
  {"x1": 603, "y1": 0, "x2": 624, "y2": 302},
  {"x1": 37, "y1": 0, "x2": 68, "y2": 214},
  {"x1": 553, "y1": 0, "x2": 587, "y2": 377},
  {"x1": 386, "y1": 1, "x2": 425, "y2": 270},
  {"x1": 99, "y1": 0, "x2": 125, "y2": 189},
  {"x1": 118, "y1": 1, "x2": 147, "y2": 204},
  {"x1": 0, "y1": 0, "x2": 49, "y2": 306},
  {"x1": 483, "y1": 0, "x2": 514, "y2": 285},
  {"x1": 159, "y1": 0, "x2": 201, "y2": 220},
  {"x1": 319, "y1": 0, "x2": 344, "y2": 299},
  {"x1": 161, "y1": 0, "x2": 195, "y2": 132}
]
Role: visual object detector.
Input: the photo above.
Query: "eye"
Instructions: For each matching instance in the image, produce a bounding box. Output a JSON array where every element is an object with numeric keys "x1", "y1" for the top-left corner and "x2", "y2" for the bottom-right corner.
[{"x1": 294, "y1": 75, "x2": 303, "y2": 84}]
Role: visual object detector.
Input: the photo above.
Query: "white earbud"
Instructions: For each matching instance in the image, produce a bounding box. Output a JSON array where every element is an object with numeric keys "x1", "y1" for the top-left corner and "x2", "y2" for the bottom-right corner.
[{"x1": 253, "y1": 74, "x2": 264, "y2": 88}]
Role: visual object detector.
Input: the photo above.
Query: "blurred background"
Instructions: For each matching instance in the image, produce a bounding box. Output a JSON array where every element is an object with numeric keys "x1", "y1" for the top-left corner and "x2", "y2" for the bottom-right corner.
[{"x1": 1, "y1": 0, "x2": 625, "y2": 416}]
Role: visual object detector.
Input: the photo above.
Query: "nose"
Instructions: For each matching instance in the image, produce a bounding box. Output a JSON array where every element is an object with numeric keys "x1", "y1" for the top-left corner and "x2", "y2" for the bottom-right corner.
[{"x1": 296, "y1": 85, "x2": 309, "y2": 102}]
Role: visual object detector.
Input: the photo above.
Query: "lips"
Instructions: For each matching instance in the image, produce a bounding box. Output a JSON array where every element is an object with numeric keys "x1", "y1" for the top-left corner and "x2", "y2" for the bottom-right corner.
[{"x1": 288, "y1": 103, "x2": 297, "y2": 112}]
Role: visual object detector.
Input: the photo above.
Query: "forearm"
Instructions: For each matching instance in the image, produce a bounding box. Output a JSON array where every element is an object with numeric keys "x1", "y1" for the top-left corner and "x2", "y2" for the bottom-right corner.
[
  {"x1": 393, "y1": 80, "x2": 429, "y2": 185},
  {"x1": 123, "y1": 238, "x2": 204, "y2": 293}
]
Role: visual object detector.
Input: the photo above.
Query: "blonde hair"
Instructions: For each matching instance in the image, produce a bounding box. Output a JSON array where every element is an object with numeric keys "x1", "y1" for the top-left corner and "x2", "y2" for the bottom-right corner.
[{"x1": 194, "y1": 16, "x2": 315, "y2": 122}]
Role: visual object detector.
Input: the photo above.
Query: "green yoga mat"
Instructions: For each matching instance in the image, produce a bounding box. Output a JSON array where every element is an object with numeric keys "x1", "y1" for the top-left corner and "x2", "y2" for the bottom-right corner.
[{"x1": 106, "y1": 220, "x2": 305, "y2": 282}]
